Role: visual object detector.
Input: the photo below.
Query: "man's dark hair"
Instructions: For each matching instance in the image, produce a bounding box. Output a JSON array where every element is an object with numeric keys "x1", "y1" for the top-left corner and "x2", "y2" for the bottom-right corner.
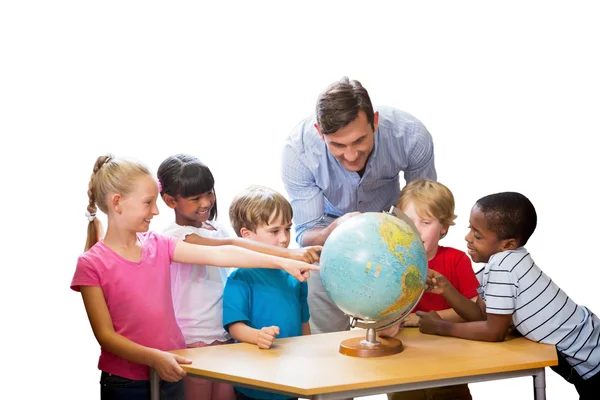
[
  {"x1": 316, "y1": 76, "x2": 374, "y2": 135},
  {"x1": 475, "y1": 192, "x2": 537, "y2": 246}
]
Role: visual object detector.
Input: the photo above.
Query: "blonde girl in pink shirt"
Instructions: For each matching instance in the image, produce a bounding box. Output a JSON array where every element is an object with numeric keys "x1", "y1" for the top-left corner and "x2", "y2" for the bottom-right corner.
[{"x1": 71, "y1": 154, "x2": 318, "y2": 400}]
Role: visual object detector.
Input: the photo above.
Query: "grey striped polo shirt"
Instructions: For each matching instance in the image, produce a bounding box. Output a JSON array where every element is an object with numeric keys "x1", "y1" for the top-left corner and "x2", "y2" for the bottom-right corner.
[{"x1": 476, "y1": 247, "x2": 600, "y2": 379}]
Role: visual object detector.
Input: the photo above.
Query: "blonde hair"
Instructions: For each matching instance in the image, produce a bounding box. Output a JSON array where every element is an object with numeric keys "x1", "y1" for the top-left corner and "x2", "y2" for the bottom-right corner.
[
  {"x1": 229, "y1": 185, "x2": 293, "y2": 237},
  {"x1": 85, "y1": 154, "x2": 152, "y2": 251},
  {"x1": 396, "y1": 179, "x2": 457, "y2": 237}
]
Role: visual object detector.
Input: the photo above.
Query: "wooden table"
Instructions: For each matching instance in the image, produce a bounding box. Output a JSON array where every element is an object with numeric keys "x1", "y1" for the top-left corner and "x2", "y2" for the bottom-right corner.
[{"x1": 150, "y1": 328, "x2": 558, "y2": 399}]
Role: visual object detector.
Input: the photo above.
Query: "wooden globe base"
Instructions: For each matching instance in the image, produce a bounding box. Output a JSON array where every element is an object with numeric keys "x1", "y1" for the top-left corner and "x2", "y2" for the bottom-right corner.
[{"x1": 339, "y1": 336, "x2": 404, "y2": 358}]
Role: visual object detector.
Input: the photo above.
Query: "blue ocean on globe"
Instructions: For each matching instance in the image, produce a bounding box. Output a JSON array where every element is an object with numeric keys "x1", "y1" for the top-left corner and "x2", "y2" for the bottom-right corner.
[{"x1": 320, "y1": 212, "x2": 428, "y2": 322}]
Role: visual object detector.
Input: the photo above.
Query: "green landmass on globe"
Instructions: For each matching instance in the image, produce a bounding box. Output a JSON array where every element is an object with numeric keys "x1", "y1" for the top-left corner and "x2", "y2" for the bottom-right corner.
[{"x1": 320, "y1": 212, "x2": 428, "y2": 323}]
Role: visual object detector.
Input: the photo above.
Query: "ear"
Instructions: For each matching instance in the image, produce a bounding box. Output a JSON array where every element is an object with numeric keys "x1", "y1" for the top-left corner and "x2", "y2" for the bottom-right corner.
[
  {"x1": 439, "y1": 225, "x2": 449, "y2": 239},
  {"x1": 501, "y1": 238, "x2": 518, "y2": 251},
  {"x1": 162, "y1": 193, "x2": 177, "y2": 209},
  {"x1": 314, "y1": 123, "x2": 324, "y2": 141},
  {"x1": 110, "y1": 193, "x2": 122, "y2": 214},
  {"x1": 373, "y1": 111, "x2": 379, "y2": 133},
  {"x1": 240, "y1": 227, "x2": 253, "y2": 239}
]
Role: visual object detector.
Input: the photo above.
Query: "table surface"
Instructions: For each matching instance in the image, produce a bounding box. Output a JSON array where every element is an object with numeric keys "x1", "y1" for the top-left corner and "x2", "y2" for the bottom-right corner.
[{"x1": 171, "y1": 328, "x2": 558, "y2": 397}]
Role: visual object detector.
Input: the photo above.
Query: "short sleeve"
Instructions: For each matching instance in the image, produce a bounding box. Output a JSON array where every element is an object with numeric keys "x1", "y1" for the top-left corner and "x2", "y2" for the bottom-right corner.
[
  {"x1": 154, "y1": 233, "x2": 178, "y2": 262},
  {"x1": 70, "y1": 256, "x2": 101, "y2": 292},
  {"x1": 483, "y1": 257, "x2": 519, "y2": 315},
  {"x1": 222, "y1": 276, "x2": 252, "y2": 331},
  {"x1": 454, "y1": 253, "x2": 480, "y2": 300},
  {"x1": 300, "y1": 281, "x2": 310, "y2": 323}
]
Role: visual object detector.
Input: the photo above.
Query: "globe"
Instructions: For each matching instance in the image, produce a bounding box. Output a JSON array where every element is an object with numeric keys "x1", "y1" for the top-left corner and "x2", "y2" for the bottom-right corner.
[{"x1": 320, "y1": 211, "x2": 428, "y2": 326}]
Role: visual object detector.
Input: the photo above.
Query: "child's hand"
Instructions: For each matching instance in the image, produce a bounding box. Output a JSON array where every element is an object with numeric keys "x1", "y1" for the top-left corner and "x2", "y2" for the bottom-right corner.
[
  {"x1": 288, "y1": 246, "x2": 322, "y2": 264},
  {"x1": 416, "y1": 310, "x2": 443, "y2": 335},
  {"x1": 378, "y1": 322, "x2": 401, "y2": 338},
  {"x1": 400, "y1": 313, "x2": 420, "y2": 327},
  {"x1": 280, "y1": 258, "x2": 320, "y2": 282},
  {"x1": 426, "y1": 270, "x2": 449, "y2": 294},
  {"x1": 256, "y1": 326, "x2": 280, "y2": 349},
  {"x1": 150, "y1": 350, "x2": 191, "y2": 382}
]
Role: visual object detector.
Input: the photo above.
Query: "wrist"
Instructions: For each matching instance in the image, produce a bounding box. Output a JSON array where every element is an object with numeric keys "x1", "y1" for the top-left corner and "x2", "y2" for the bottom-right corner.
[{"x1": 436, "y1": 320, "x2": 452, "y2": 336}]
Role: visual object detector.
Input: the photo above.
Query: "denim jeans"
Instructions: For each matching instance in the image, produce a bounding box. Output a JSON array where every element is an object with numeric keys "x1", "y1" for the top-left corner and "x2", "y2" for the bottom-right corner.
[{"x1": 100, "y1": 371, "x2": 184, "y2": 400}]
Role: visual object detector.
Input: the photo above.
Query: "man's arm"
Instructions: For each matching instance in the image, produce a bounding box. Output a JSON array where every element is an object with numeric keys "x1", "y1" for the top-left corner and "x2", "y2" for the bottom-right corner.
[
  {"x1": 403, "y1": 119, "x2": 437, "y2": 183},
  {"x1": 299, "y1": 212, "x2": 360, "y2": 246},
  {"x1": 281, "y1": 143, "x2": 327, "y2": 246}
]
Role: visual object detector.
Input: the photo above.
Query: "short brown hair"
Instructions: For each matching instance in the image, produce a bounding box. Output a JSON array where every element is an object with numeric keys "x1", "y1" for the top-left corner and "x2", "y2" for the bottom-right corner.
[
  {"x1": 396, "y1": 179, "x2": 457, "y2": 235},
  {"x1": 316, "y1": 76, "x2": 375, "y2": 135},
  {"x1": 229, "y1": 185, "x2": 293, "y2": 237}
]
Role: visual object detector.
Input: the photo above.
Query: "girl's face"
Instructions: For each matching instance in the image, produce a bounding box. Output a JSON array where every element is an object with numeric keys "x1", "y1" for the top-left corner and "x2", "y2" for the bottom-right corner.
[
  {"x1": 172, "y1": 189, "x2": 216, "y2": 228},
  {"x1": 401, "y1": 200, "x2": 447, "y2": 261},
  {"x1": 116, "y1": 175, "x2": 160, "y2": 232}
]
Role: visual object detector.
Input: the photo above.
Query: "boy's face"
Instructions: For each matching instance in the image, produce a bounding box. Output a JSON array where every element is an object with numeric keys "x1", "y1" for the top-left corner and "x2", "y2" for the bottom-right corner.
[
  {"x1": 465, "y1": 205, "x2": 509, "y2": 263},
  {"x1": 401, "y1": 200, "x2": 447, "y2": 261},
  {"x1": 243, "y1": 213, "x2": 292, "y2": 248}
]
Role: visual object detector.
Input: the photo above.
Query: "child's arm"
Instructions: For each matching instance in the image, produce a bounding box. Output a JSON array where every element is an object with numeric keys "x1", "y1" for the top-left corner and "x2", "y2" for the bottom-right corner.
[
  {"x1": 401, "y1": 300, "x2": 479, "y2": 327},
  {"x1": 228, "y1": 323, "x2": 280, "y2": 349},
  {"x1": 184, "y1": 234, "x2": 322, "y2": 264},
  {"x1": 427, "y1": 270, "x2": 486, "y2": 322},
  {"x1": 173, "y1": 241, "x2": 319, "y2": 282},
  {"x1": 302, "y1": 322, "x2": 311, "y2": 336},
  {"x1": 80, "y1": 286, "x2": 191, "y2": 381},
  {"x1": 417, "y1": 310, "x2": 514, "y2": 342}
]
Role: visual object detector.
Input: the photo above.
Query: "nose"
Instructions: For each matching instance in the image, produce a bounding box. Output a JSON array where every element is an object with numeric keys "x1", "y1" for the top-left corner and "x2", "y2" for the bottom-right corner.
[
  {"x1": 465, "y1": 231, "x2": 472, "y2": 243},
  {"x1": 152, "y1": 202, "x2": 160, "y2": 216},
  {"x1": 344, "y1": 149, "x2": 360, "y2": 163},
  {"x1": 200, "y1": 196, "x2": 213, "y2": 208},
  {"x1": 278, "y1": 231, "x2": 290, "y2": 246}
]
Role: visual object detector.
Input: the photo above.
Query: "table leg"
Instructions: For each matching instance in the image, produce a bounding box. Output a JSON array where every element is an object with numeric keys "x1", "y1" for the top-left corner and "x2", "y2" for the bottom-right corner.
[
  {"x1": 533, "y1": 368, "x2": 546, "y2": 400},
  {"x1": 150, "y1": 368, "x2": 160, "y2": 400}
]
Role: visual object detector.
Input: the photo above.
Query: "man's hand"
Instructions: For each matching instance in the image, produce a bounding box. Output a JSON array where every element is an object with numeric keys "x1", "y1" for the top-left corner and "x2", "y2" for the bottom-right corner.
[
  {"x1": 256, "y1": 326, "x2": 280, "y2": 349},
  {"x1": 416, "y1": 310, "x2": 444, "y2": 335},
  {"x1": 332, "y1": 212, "x2": 361, "y2": 230},
  {"x1": 288, "y1": 246, "x2": 322, "y2": 264}
]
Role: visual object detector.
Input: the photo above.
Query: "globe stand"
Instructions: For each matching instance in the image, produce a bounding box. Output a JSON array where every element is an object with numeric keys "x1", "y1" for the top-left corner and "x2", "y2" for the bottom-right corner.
[{"x1": 339, "y1": 327, "x2": 404, "y2": 358}]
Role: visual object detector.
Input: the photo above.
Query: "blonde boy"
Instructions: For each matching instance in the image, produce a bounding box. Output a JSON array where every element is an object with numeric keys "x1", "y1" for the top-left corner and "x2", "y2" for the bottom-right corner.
[
  {"x1": 384, "y1": 179, "x2": 479, "y2": 400},
  {"x1": 223, "y1": 185, "x2": 310, "y2": 400}
]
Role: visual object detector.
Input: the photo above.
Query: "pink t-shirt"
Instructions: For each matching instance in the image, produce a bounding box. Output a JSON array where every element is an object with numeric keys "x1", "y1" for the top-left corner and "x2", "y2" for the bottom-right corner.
[{"x1": 70, "y1": 232, "x2": 185, "y2": 380}]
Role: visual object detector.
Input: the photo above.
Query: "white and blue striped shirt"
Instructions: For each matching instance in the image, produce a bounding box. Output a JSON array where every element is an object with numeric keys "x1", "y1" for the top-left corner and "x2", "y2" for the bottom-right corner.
[
  {"x1": 477, "y1": 248, "x2": 600, "y2": 379},
  {"x1": 281, "y1": 106, "x2": 436, "y2": 245}
]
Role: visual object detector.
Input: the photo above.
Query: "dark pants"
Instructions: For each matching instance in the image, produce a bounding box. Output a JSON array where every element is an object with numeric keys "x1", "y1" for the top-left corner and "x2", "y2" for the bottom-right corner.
[
  {"x1": 387, "y1": 384, "x2": 472, "y2": 400},
  {"x1": 234, "y1": 388, "x2": 297, "y2": 400},
  {"x1": 100, "y1": 371, "x2": 184, "y2": 400},
  {"x1": 550, "y1": 350, "x2": 600, "y2": 399}
]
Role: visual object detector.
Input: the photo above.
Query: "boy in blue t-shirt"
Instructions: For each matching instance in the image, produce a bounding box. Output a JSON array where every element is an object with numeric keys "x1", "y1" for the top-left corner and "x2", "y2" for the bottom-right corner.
[{"x1": 223, "y1": 185, "x2": 311, "y2": 400}]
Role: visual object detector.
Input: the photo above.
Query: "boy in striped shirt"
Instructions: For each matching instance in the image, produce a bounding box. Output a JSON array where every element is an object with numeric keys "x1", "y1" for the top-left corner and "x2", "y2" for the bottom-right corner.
[{"x1": 417, "y1": 192, "x2": 600, "y2": 399}]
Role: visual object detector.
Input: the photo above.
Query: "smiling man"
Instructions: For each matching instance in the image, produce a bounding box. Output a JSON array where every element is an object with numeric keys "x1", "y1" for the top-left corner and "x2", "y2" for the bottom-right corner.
[{"x1": 281, "y1": 77, "x2": 437, "y2": 334}]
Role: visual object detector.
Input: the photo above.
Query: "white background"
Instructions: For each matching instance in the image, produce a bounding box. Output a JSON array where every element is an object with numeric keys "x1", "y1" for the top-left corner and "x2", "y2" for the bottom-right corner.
[{"x1": 1, "y1": 1, "x2": 598, "y2": 399}]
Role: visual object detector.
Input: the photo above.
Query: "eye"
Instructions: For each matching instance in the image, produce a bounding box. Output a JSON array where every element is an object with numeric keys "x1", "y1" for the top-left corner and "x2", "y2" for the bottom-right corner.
[{"x1": 285, "y1": 227, "x2": 292, "y2": 232}]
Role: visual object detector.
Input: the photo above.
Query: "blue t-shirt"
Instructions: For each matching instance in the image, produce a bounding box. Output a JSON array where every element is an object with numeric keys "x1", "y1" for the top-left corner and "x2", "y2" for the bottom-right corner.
[{"x1": 223, "y1": 268, "x2": 310, "y2": 399}]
